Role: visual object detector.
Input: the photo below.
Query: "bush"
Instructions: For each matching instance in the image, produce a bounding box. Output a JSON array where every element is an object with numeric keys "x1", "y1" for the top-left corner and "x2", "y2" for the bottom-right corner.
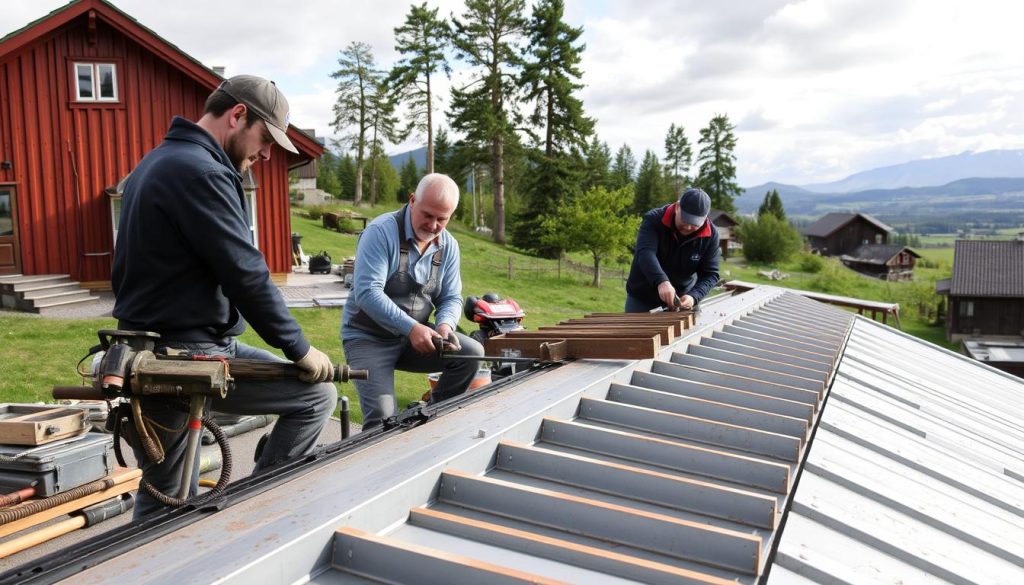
[
  {"x1": 796, "y1": 252, "x2": 826, "y2": 273},
  {"x1": 738, "y1": 214, "x2": 803, "y2": 264},
  {"x1": 305, "y1": 205, "x2": 327, "y2": 221}
]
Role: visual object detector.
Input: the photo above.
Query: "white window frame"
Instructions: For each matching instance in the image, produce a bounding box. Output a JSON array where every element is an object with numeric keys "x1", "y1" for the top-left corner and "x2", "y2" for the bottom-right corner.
[
  {"x1": 74, "y1": 62, "x2": 118, "y2": 102},
  {"x1": 246, "y1": 190, "x2": 259, "y2": 246},
  {"x1": 109, "y1": 194, "x2": 122, "y2": 244}
]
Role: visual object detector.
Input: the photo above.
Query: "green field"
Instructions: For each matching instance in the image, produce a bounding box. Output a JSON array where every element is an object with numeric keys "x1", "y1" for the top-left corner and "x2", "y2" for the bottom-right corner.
[{"x1": 0, "y1": 204, "x2": 958, "y2": 422}]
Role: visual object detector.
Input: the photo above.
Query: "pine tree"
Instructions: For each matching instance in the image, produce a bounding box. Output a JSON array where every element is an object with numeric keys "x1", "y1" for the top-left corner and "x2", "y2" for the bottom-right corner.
[
  {"x1": 663, "y1": 123, "x2": 692, "y2": 197},
  {"x1": 694, "y1": 114, "x2": 741, "y2": 213},
  {"x1": 757, "y1": 188, "x2": 786, "y2": 220},
  {"x1": 398, "y1": 155, "x2": 421, "y2": 203},
  {"x1": 337, "y1": 150, "x2": 356, "y2": 201},
  {"x1": 448, "y1": 0, "x2": 527, "y2": 244},
  {"x1": 365, "y1": 78, "x2": 406, "y2": 205},
  {"x1": 388, "y1": 3, "x2": 450, "y2": 173},
  {"x1": 582, "y1": 136, "x2": 612, "y2": 191},
  {"x1": 610, "y1": 144, "x2": 637, "y2": 190},
  {"x1": 331, "y1": 42, "x2": 379, "y2": 205},
  {"x1": 512, "y1": 0, "x2": 594, "y2": 255},
  {"x1": 633, "y1": 149, "x2": 667, "y2": 215}
]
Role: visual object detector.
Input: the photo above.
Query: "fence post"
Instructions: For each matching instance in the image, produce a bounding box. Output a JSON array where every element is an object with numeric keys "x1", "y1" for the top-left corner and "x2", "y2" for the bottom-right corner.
[
  {"x1": 508, "y1": 256, "x2": 514, "y2": 280},
  {"x1": 557, "y1": 256, "x2": 561, "y2": 280}
]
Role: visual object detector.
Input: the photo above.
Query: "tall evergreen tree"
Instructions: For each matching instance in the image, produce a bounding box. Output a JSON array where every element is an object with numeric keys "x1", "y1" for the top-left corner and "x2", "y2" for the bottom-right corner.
[
  {"x1": 512, "y1": 0, "x2": 594, "y2": 254},
  {"x1": 448, "y1": 0, "x2": 527, "y2": 244},
  {"x1": 331, "y1": 42, "x2": 378, "y2": 205},
  {"x1": 663, "y1": 123, "x2": 692, "y2": 197},
  {"x1": 388, "y1": 3, "x2": 450, "y2": 173},
  {"x1": 397, "y1": 155, "x2": 421, "y2": 203},
  {"x1": 633, "y1": 149, "x2": 667, "y2": 215},
  {"x1": 610, "y1": 144, "x2": 637, "y2": 190},
  {"x1": 582, "y1": 136, "x2": 612, "y2": 191},
  {"x1": 316, "y1": 150, "x2": 342, "y2": 197},
  {"x1": 336, "y1": 148, "x2": 356, "y2": 200},
  {"x1": 365, "y1": 79, "x2": 406, "y2": 205},
  {"x1": 694, "y1": 114, "x2": 741, "y2": 213},
  {"x1": 757, "y1": 188, "x2": 786, "y2": 221}
]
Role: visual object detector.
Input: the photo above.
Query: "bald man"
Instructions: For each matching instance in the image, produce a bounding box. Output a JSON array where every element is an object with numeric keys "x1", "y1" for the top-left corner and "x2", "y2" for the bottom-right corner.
[{"x1": 341, "y1": 173, "x2": 484, "y2": 429}]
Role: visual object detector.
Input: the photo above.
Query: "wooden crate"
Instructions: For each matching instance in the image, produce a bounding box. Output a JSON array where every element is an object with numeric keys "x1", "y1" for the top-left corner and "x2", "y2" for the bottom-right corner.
[{"x1": 0, "y1": 405, "x2": 86, "y2": 445}]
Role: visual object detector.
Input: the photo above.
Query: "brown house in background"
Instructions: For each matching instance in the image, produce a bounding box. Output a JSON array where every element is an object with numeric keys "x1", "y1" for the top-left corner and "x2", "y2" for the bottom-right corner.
[
  {"x1": 709, "y1": 209, "x2": 739, "y2": 259},
  {"x1": 937, "y1": 238, "x2": 1024, "y2": 342},
  {"x1": 840, "y1": 244, "x2": 920, "y2": 280},
  {"x1": 0, "y1": 0, "x2": 322, "y2": 288},
  {"x1": 804, "y1": 212, "x2": 893, "y2": 257}
]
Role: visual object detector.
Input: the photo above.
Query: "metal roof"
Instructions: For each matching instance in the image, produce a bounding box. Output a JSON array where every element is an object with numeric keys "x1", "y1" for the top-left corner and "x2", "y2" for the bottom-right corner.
[
  {"x1": 20, "y1": 285, "x2": 1024, "y2": 584},
  {"x1": 769, "y1": 317, "x2": 1024, "y2": 582},
  {"x1": 841, "y1": 244, "x2": 920, "y2": 265},
  {"x1": 803, "y1": 213, "x2": 894, "y2": 238},
  {"x1": 950, "y1": 239, "x2": 1024, "y2": 297}
]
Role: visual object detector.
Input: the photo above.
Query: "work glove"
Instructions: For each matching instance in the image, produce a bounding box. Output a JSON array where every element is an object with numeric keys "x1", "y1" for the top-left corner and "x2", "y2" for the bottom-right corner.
[
  {"x1": 444, "y1": 331, "x2": 462, "y2": 352},
  {"x1": 295, "y1": 346, "x2": 334, "y2": 383}
]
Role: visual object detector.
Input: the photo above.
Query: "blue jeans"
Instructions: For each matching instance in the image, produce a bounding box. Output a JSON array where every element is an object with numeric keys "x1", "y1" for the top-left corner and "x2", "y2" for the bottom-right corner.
[
  {"x1": 131, "y1": 339, "x2": 337, "y2": 518},
  {"x1": 342, "y1": 332, "x2": 484, "y2": 430}
]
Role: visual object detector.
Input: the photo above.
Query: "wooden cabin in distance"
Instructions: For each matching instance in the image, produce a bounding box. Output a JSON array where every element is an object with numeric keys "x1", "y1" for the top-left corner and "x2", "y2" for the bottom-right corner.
[
  {"x1": 709, "y1": 209, "x2": 739, "y2": 259},
  {"x1": 0, "y1": 0, "x2": 322, "y2": 290},
  {"x1": 803, "y1": 212, "x2": 893, "y2": 257},
  {"x1": 840, "y1": 244, "x2": 921, "y2": 280},
  {"x1": 937, "y1": 237, "x2": 1024, "y2": 342}
]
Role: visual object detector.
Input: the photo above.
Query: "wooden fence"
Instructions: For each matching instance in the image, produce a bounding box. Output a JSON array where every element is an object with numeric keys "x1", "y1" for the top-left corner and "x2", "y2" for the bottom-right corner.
[{"x1": 464, "y1": 255, "x2": 628, "y2": 283}]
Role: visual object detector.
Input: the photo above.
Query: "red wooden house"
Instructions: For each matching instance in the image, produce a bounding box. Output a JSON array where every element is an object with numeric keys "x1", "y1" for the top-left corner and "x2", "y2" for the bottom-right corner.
[{"x1": 0, "y1": 0, "x2": 322, "y2": 290}]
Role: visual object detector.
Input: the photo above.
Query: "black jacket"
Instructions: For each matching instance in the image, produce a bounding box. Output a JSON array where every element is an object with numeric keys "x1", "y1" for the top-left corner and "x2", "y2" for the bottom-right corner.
[
  {"x1": 625, "y1": 202, "x2": 721, "y2": 307},
  {"x1": 112, "y1": 117, "x2": 309, "y2": 361}
]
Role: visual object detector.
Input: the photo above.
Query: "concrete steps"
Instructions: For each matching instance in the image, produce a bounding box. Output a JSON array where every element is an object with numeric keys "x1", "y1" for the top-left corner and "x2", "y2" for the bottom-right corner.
[{"x1": 0, "y1": 274, "x2": 100, "y2": 314}]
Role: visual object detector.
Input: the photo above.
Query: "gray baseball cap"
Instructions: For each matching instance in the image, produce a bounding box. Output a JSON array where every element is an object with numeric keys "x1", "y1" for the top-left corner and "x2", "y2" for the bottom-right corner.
[
  {"x1": 678, "y1": 188, "x2": 711, "y2": 226},
  {"x1": 216, "y1": 75, "x2": 298, "y2": 154}
]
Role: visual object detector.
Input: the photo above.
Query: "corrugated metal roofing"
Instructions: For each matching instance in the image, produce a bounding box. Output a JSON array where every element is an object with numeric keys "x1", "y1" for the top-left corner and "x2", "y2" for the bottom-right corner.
[
  {"x1": 842, "y1": 244, "x2": 920, "y2": 265},
  {"x1": 949, "y1": 239, "x2": 1024, "y2": 297},
  {"x1": 43, "y1": 284, "x2": 1024, "y2": 584},
  {"x1": 769, "y1": 316, "x2": 1024, "y2": 583}
]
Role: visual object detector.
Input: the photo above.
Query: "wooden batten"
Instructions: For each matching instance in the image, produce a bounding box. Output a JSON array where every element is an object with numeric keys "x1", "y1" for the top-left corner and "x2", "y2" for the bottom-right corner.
[{"x1": 486, "y1": 335, "x2": 659, "y2": 360}]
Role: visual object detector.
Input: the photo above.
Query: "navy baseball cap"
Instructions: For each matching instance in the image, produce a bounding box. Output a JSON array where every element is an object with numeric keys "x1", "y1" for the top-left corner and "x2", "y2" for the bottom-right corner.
[{"x1": 678, "y1": 188, "x2": 711, "y2": 226}]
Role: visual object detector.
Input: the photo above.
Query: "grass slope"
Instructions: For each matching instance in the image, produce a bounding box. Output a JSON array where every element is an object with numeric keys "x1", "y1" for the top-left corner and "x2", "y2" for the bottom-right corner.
[{"x1": 0, "y1": 203, "x2": 955, "y2": 422}]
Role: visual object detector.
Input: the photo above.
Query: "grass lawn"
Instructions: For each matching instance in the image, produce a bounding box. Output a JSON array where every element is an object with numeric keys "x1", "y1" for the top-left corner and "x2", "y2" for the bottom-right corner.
[{"x1": 0, "y1": 203, "x2": 960, "y2": 422}]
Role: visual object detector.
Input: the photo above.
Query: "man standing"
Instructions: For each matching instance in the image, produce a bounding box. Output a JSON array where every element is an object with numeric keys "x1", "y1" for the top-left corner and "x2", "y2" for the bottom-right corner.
[
  {"x1": 341, "y1": 174, "x2": 484, "y2": 430},
  {"x1": 625, "y1": 187, "x2": 721, "y2": 312},
  {"x1": 112, "y1": 75, "x2": 337, "y2": 517}
]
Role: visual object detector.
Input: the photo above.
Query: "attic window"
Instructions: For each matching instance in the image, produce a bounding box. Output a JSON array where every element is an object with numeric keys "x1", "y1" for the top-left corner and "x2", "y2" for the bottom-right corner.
[{"x1": 75, "y1": 62, "x2": 118, "y2": 102}]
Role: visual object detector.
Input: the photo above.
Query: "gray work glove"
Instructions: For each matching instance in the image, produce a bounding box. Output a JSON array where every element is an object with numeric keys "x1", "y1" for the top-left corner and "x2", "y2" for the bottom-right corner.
[
  {"x1": 295, "y1": 346, "x2": 334, "y2": 383},
  {"x1": 445, "y1": 331, "x2": 462, "y2": 352}
]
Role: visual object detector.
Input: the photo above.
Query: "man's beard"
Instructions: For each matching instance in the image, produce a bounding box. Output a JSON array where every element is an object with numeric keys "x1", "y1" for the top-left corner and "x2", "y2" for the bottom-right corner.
[{"x1": 224, "y1": 134, "x2": 256, "y2": 173}]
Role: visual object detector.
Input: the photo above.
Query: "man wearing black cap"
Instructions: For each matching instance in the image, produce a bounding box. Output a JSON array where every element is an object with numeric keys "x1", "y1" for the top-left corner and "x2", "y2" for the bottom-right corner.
[
  {"x1": 112, "y1": 75, "x2": 337, "y2": 517},
  {"x1": 624, "y1": 188, "x2": 721, "y2": 312}
]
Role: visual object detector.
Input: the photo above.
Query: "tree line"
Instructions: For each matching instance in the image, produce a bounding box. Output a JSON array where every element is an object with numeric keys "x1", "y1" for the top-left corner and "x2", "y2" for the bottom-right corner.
[{"x1": 320, "y1": 0, "x2": 743, "y2": 261}]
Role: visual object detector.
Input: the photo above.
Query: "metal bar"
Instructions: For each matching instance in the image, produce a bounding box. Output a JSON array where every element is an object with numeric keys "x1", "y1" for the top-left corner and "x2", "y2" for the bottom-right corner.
[
  {"x1": 720, "y1": 325, "x2": 835, "y2": 358},
  {"x1": 494, "y1": 442, "x2": 778, "y2": 528},
  {"x1": 607, "y1": 383, "x2": 809, "y2": 440},
  {"x1": 650, "y1": 361, "x2": 820, "y2": 407},
  {"x1": 630, "y1": 370, "x2": 815, "y2": 421},
  {"x1": 669, "y1": 353, "x2": 824, "y2": 395},
  {"x1": 705, "y1": 333, "x2": 833, "y2": 368},
  {"x1": 686, "y1": 345, "x2": 828, "y2": 382},
  {"x1": 579, "y1": 398, "x2": 802, "y2": 462},
  {"x1": 437, "y1": 469, "x2": 763, "y2": 575},
  {"x1": 408, "y1": 507, "x2": 734, "y2": 585},
  {"x1": 331, "y1": 527, "x2": 565, "y2": 584}
]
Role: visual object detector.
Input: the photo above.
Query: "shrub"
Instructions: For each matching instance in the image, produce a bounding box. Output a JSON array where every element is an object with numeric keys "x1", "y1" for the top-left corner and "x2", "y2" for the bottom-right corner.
[
  {"x1": 305, "y1": 205, "x2": 327, "y2": 221},
  {"x1": 796, "y1": 252, "x2": 826, "y2": 273},
  {"x1": 738, "y1": 214, "x2": 803, "y2": 264}
]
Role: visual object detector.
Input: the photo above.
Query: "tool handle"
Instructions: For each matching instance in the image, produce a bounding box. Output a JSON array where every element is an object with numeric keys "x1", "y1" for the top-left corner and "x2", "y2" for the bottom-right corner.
[
  {"x1": 224, "y1": 359, "x2": 367, "y2": 383},
  {"x1": 52, "y1": 385, "x2": 106, "y2": 401}
]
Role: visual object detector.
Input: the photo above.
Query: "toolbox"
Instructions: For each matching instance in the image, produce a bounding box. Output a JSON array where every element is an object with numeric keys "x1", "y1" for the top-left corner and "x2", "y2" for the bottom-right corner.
[
  {"x1": 0, "y1": 404, "x2": 86, "y2": 445},
  {"x1": 0, "y1": 433, "x2": 114, "y2": 496}
]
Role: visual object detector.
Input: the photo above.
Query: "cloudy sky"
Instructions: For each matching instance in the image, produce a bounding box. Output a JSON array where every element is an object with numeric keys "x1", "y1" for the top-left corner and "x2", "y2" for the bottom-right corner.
[{"x1": 4, "y1": 0, "x2": 1023, "y2": 186}]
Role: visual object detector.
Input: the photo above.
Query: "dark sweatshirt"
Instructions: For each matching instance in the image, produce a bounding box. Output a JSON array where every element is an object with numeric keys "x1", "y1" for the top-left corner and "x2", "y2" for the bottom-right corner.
[
  {"x1": 112, "y1": 117, "x2": 309, "y2": 361},
  {"x1": 625, "y1": 202, "x2": 721, "y2": 308}
]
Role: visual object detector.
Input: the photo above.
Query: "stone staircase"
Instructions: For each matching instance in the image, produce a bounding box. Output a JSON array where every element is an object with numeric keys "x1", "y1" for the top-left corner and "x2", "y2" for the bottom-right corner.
[{"x1": 0, "y1": 274, "x2": 100, "y2": 314}]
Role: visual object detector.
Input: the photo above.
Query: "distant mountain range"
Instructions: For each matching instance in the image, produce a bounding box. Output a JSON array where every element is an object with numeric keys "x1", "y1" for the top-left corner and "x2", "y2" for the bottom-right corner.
[
  {"x1": 388, "y1": 147, "x2": 427, "y2": 171},
  {"x1": 739, "y1": 149, "x2": 1024, "y2": 225}
]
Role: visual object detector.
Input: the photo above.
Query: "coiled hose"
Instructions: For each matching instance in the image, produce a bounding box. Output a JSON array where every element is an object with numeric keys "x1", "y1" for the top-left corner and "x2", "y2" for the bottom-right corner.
[{"x1": 141, "y1": 415, "x2": 233, "y2": 508}]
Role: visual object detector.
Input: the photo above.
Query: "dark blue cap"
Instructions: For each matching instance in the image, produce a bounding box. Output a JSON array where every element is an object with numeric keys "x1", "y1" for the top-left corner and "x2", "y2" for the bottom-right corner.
[{"x1": 678, "y1": 188, "x2": 710, "y2": 226}]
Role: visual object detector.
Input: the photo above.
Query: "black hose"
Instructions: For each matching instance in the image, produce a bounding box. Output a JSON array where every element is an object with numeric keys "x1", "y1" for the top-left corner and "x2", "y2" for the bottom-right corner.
[{"x1": 140, "y1": 415, "x2": 232, "y2": 508}]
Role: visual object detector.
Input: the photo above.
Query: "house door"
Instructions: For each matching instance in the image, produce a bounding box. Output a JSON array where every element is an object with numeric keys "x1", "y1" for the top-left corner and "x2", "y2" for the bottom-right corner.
[{"x1": 0, "y1": 187, "x2": 20, "y2": 275}]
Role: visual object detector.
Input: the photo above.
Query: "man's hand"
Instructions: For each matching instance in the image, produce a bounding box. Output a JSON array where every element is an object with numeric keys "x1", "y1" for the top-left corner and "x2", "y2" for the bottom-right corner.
[
  {"x1": 435, "y1": 324, "x2": 461, "y2": 352},
  {"x1": 295, "y1": 346, "x2": 334, "y2": 383},
  {"x1": 410, "y1": 323, "x2": 443, "y2": 354},
  {"x1": 679, "y1": 294, "x2": 695, "y2": 310},
  {"x1": 656, "y1": 281, "x2": 677, "y2": 308}
]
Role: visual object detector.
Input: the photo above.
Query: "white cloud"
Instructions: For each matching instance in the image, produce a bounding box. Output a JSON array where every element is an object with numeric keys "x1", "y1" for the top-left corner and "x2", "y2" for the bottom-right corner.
[{"x1": 3, "y1": 0, "x2": 1024, "y2": 186}]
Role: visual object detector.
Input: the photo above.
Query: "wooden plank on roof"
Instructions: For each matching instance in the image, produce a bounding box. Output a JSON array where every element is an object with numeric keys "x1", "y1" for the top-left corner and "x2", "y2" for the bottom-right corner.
[
  {"x1": 534, "y1": 325, "x2": 674, "y2": 345},
  {"x1": 485, "y1": 336, "x2": 658, "y2": 360}
]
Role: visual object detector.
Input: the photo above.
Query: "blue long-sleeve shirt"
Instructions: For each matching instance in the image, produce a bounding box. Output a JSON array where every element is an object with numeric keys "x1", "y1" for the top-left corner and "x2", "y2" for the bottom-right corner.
[{"x1": 341, "y1": 209, "x2": 463, "y2": 342}]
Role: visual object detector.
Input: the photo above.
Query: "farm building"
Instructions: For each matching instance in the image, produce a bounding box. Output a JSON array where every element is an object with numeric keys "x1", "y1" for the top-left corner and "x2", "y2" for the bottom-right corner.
[{"x1": 804, "y1": 212, "x2": 893, "y2": 257}]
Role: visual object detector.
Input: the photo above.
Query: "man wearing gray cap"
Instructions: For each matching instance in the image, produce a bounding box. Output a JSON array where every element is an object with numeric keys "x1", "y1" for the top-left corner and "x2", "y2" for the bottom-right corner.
[
  {"x1": 112, "y1": 75, "x2": 336, "y2": 517},
  {"x1": 624, "y1": 187, "x2": 721, "y2": 312}
]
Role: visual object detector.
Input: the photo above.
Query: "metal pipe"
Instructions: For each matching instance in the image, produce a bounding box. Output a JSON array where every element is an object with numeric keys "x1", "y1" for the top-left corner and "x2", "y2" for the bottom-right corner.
[
  {"x1": 340, "y1": 396, "x2": 350, "y2": 439},
  {"x1": 177, "y1": 395, "x2": 207, "y2": 500}
]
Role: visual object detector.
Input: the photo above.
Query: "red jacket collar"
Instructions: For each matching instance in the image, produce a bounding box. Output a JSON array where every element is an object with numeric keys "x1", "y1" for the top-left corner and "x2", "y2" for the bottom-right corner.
[{"x1": 661, "y1": 202, "x2": 712, "y2": 238}]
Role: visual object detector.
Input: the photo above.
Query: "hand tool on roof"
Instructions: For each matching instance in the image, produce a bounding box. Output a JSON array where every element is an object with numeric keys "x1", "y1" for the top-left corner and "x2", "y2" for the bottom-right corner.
[
  {"x1": 51, "y1": 330, "x2": 368, "y2": 508},
  {"x1": 649, "y1": 294, "x2": 683, "y2": 313}
]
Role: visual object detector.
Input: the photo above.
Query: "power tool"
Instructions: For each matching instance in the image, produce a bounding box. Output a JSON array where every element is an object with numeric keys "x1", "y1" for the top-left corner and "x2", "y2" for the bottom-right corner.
[{"x1": 53, "y1": 330, "x2": 367, "y2": 508}]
